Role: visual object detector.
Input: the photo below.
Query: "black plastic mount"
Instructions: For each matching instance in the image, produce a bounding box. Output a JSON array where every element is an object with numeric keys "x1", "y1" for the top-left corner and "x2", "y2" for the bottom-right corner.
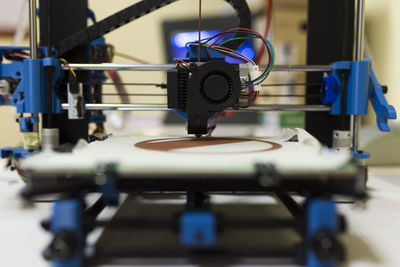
[
  {"x1": 168, "y1": 61, "x2": 241, "y2": 136},
  {"x1": 40, "y1": 0, "x2": 90, "y2": 144}
]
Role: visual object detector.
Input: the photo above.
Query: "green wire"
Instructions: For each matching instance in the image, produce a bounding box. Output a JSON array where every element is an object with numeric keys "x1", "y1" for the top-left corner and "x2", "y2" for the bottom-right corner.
[
  {"x1": 210, "y1": 35, "x2": 276, "y2": 85},
  {"x1": 218, "y1": 36, "x2": 259, "y2": 46}
]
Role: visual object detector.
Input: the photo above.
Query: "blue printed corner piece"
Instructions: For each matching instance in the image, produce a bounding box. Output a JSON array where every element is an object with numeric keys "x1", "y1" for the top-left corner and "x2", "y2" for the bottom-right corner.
[{"x1": 0, "y1": 147, "x2": 36, "y2": 159}]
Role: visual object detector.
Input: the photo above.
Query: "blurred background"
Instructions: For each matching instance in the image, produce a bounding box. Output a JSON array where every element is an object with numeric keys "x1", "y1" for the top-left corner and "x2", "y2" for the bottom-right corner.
[{"x1": 0, "y1": 0, "x2": 399, "y2": 164}]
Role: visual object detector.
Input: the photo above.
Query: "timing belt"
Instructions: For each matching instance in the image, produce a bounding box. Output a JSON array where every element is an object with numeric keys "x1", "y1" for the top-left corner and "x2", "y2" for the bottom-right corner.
[{"x1": 56, "y1": 0, "x2": 251, "y2": 56}]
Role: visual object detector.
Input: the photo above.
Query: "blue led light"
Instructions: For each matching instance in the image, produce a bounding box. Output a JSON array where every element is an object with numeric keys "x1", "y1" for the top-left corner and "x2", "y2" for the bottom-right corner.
[
  {"x1": 172, "y1": 30, "x2": 220, "y2": 48},
  {"x1": 225, "y1": 39, "x2": 255, "y2": 64},
  {"x1": 240, "y1": 47, "x2": 255, "y2": 60}
]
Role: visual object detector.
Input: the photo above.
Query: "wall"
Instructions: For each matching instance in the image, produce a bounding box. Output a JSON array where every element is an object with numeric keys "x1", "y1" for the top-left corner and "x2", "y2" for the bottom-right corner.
[
  {"x1": 365, "y1": 0, "x2": 400, "y2": 124},
  {"x1": 0, "y1": 36, "x2": 24, "y2": 147}
]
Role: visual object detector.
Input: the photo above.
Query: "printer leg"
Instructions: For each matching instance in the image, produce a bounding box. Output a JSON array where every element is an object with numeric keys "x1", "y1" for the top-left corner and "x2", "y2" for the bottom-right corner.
[
  {"x1": 44, "y1": 198, "x2": 86, "y2": 267},
  {"x1": 305, "y1": 199, "x2": 344, "y2": 267}
]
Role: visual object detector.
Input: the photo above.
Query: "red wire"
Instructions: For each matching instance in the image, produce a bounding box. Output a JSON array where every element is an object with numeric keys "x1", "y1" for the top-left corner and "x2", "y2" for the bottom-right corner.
[
  {"x1": 211, "y1": 27, "x2": 264, "y2": 46},
  {"x1": 210, "y1": 44, "x2": 249, "y2": 61},
  {"x1": 176, "y1": 59, "x2": 190, "y2": 68},
  {"x1": 200, "y1": 27, "x2": 272, "y2": 107},
  {"x1": 242, "y1": 91, "x2": 260, "y2": 108},
  {"x1": 62, "y1": 62, "x2": 74, "y2": 76},
  {"x1": 256, "y1": 0, "x2": 272, "y2": 65},
  {"x1": 216, "y1": 111, "x2": 236, "y2": 121},
  {"x1": 201, "y1": 45, "x2": 247, "y2": 63},
  {"x1": 252, "y1": 0, "x2": 273, "y2": 104},
  {"x1": 215, "y1": 27, "x2": 272, "y2": 83}
]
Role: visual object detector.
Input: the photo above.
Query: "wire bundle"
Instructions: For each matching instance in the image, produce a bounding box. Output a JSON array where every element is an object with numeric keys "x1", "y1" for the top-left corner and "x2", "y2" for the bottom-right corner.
[
  {"x1": 5, "y1": 50, "x2": 30, "y2": 60},
  {"x1": 186, "y1": 28, "x2": 275, "y2": 107}
]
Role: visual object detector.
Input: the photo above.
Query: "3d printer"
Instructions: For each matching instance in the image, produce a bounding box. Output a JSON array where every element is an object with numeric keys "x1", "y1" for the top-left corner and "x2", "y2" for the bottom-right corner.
[{"x1": 0, "y1": 0, "x2": 397, "y2": 267}]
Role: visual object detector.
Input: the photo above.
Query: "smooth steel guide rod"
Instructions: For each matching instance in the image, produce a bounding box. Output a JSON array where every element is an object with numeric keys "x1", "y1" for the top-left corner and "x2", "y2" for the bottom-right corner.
[
  {"x1": 28, "y1": 0, "x2": 38, "y2": 59},
  {"x1": 61, "y1": 103, "x2": 331, "y2": 112},
  {"x1": 248, "y1": 105, "x2": 331, "y2": 111},
  {"x1": 61, "y1": 103, "x2": 167, "y2": 110},
  {"x1": 64, "y1": 64, "x2": 175, "y2": 71},
  {"x1": 355, "y1": 0, "x2": 365, "y2": 62},
  {"x1": 28, "y1": 0, "x2": 40, "y2": 144},
  {"x1": 268, "y1": 65, "x2": 332, "y2": 72},
  {"x1": 63, "y1": 63, "x2": 332, "y2": 73},
  {"x1": 351, "y1": 0, "x2": 366, "y2": 153}
]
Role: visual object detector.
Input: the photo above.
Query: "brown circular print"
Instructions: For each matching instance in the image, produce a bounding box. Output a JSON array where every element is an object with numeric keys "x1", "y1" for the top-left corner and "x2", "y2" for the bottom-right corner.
[{"x1": 135, "y1": 137, "x2": 281, "y2": 154}]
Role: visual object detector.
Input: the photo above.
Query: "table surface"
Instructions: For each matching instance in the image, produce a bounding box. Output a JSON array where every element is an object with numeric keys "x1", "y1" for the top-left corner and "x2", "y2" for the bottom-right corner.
[{"x1": 1, "y1": 163, "x2": 399, "y2": 267}]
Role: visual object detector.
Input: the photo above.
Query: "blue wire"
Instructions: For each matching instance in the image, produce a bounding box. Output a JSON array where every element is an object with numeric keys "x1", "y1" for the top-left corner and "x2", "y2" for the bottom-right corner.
[{"x1": 183, "y1": 30, "x2": 275, "y2": 87}]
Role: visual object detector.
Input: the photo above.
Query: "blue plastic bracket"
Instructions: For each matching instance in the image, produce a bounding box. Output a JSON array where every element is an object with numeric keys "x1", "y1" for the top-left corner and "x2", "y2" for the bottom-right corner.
[
  {"x1": 20, "y1": 116, "x2": 39, "y2": 132},
  {"x1": 368, "y1": 68, "x2": 397, "y2": 131},
  {"x1": 43, "y1": 57, "x2": 60, "y2": 67},
  {"x1": 321, "y1": 75, "x2": 339, "y2": 104},
  {"x1": 347, "y1": 60, "x2": 370, "y2": 115},
  {"x1": 306, "y1": 199, "x2": 338, "y2": 267},
  {"x1": 87, "y1": 36, "x2": 107, "y2": 124},
  {"x1": 327, "y1": 59, "x2": 396, "y2": 131},
  {"x1": 50, "y1": 198, "x2": 85, "y2": 267},
  {"x1": 0, "y1": 147, "x2": 35, "y2": 159},
  {"x1": 180, "y1": 211, "x2": 216, "y2": 247},
  {"x1": 188, "y1": 46, "x2": 225, "y2": 62},
  {"x1": 91, "y1": 113, "x2": 106, "y2": 124},
  {"x1": 97, "y1": 163, "x2": 119, "y2": 206},
  {"x1": 99, "y1": 178, "x2": 119, "y2": 206},
  {"x1": 352, "y1": 150, "x2": 370, "y2": 159},
  {"x1": 0, "y1": 47, "x2": 64, "y2": 113},
  {"x1": 87, "y1": 9, "x2": 97, "y2": 24}
]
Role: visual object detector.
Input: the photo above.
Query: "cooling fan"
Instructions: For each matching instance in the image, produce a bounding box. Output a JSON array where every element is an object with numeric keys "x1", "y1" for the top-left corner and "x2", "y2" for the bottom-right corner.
[{"x1": 167, "y1": 60, "x2": 242, "y2": 136}]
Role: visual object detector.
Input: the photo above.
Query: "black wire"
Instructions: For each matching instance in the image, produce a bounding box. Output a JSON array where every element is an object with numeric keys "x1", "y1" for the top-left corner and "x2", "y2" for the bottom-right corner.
[
  {"x1": 194, "y1": 30, "x2": 257, "y2": 47},
  {"x1": 240, "y1": 91, "x2": 258, "y2": 107},
  {"x1": 189, "y1": 29, "x2": 273, "y2": 83},
  {"x1": 220, "y1": 30, "x2": 273, "y2": 83},
  {"x1": 240, "y1": 90, "x2": 255, "y2": 97},
  {"x1": 195, "y1": 44, "x2": 247, "y2": 63}
]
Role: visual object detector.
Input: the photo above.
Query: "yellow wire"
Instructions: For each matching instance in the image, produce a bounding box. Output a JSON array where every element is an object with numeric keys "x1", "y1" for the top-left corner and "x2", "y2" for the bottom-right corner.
[
  {"x1": 9, "y1": 154, "x2": 18, "y2": 165},
  {"x1": 59, "y1": 58, "x2": 77, "y2": 77},
  {"x1": 9, "y1": 154, "x2": 27, "y2": 182}
]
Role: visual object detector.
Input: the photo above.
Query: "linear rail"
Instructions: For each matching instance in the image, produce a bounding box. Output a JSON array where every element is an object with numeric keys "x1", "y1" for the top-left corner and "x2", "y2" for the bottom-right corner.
[
  {"x1": 61, "y1": 103, "x2": 331, "y2": 112},
  {"x1": 63, "y1": 63, "x2": 332, "y2": 72}
]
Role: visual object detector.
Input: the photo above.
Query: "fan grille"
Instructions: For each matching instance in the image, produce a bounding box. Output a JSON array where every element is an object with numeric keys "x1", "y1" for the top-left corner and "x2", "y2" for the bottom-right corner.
[{"x1": 199, "y1": 71, "x2": 234, "y2": 105}]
